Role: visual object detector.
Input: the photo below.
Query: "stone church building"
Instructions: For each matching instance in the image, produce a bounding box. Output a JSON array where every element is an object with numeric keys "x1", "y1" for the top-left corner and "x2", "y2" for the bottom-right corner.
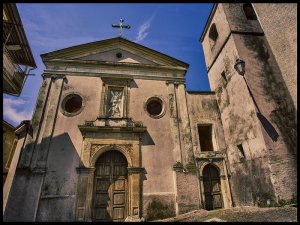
[{"x1": 4, "y1": 3, "x2": 296, "y2": 222}]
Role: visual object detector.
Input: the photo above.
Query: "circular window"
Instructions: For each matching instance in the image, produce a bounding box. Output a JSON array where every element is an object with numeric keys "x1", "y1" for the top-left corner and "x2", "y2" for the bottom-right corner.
[
  {"x1": 116, "y1": 52, "x2": 122, "y2": 58},
  {"x1": 61, "y1": 93, "x2": 84, "y2": 117},
  {"x1": 144, "y1": 96, "x2": 166, "y2": 119}
]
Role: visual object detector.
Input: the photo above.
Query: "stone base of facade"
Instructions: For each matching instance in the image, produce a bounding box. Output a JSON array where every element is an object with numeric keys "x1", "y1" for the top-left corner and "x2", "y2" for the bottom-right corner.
[{"x1": 125, "y1": 216, "x2": 145, "y2": 222}]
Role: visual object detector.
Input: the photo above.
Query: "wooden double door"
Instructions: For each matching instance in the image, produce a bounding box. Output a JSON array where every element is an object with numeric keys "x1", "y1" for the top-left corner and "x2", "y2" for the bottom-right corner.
[
  {"x1": 203, "y1": 165, "x2": 223, "y2": 210},
  {"x1": 93, "y1": 150, "x2": 128, "y2": 221}
]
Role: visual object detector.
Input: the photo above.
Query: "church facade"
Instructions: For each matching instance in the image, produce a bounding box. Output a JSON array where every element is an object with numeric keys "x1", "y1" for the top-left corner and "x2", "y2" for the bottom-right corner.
[{"x1": 4, "y1": 3, "x2": 296, "y2": 222}]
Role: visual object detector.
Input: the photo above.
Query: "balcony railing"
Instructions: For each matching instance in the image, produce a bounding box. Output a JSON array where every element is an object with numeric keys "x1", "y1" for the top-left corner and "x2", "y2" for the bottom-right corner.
[{"x1": 3, "y1": 47, "x2": 26, "y2": 95}]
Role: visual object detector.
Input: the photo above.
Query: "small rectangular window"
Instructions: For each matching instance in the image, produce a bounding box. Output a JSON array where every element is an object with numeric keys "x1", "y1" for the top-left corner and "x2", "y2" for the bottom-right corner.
[
  {"x1": 237, "y1": 144, "x2": 245, "y2": 158},
  {"x1": 198, "y1": 125, "x2": 214, "y2": 152},
  {"x1": 221, "y1": 71, "x2": 227, "y2": 86}
]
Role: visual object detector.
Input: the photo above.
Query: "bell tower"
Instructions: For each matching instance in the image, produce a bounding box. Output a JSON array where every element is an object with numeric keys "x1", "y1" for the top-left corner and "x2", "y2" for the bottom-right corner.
[{"x1": 200, "y1": 3, "x2": 296, "y2": 206}]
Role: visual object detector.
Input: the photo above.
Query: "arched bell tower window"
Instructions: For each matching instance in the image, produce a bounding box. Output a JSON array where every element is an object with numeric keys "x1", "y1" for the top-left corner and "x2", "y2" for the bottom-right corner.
[
  {"x1": 243, "y1": 3, "x2": 257, "y2": 20},
  {"x1": 209, "y1": 23, "x2": 218, "y2": 50}
]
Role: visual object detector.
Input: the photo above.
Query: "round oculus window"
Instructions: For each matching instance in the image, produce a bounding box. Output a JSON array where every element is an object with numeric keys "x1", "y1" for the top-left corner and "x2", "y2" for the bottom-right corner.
[
  {"x1": 145, "y1": 97, "x2": 166, "y2": 119},
  {"x1": 116, "y1": 52, "x2": 122, "y2": 58},
  {"x1": 61, "y1": 94, "x2": 84, "y2": 116}
]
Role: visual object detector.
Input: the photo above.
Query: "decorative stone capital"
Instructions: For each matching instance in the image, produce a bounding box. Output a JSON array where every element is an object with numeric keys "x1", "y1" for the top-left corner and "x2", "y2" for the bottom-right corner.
[
  {"x1": 185, "y1": 161, "x2": 197, "y2": 173},
  {"x1": 173, "y1": 161, "x2": 183, "y2": 172},
  {"x1": 76, "y1": 166, "x2": 95, "y2": 174},
  {"x1": 127, "y1": 167, "x2": 145, "y2": 174}
]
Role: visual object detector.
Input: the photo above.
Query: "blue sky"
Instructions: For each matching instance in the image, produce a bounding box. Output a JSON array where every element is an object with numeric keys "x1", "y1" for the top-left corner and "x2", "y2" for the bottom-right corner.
[{"x1": 3, "y1": 3, "x2": 213, "y2": 127}]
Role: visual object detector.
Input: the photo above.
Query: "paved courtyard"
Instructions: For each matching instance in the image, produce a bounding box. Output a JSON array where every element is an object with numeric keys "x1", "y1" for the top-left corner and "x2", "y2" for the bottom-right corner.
[{"x1": 154, "y1": 206, "x2": 297, "y2": 222}]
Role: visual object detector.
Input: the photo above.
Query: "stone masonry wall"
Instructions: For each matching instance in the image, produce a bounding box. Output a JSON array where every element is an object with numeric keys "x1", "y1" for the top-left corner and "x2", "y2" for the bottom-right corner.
[
  {"x1": 201, "y1": 3, "x2": 278, "y2": 206},
  {"x1": 253, "y1": 3, "x2": 297, "y2": 110},
  {"x1": 201, "y1": 3, "x2": 297, "y2": 205}
]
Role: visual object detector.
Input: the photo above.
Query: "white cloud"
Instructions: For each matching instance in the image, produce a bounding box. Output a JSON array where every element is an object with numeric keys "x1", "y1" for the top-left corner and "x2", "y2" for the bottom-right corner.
[
  {"x1": 3, "y1": 97, "x2": 33, "y2": 125},
  {"x1": 135, "y1": 21, "x2": 150, "y2": 43},
  {"x1": 135, "y1": 15, "x2": 155, "y2": 43}
]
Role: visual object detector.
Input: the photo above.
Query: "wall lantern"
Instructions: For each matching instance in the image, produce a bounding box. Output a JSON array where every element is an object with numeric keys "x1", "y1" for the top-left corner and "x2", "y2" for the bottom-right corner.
[{"x1": 234, "y1": 58, "x2": 246, "y2": 76}]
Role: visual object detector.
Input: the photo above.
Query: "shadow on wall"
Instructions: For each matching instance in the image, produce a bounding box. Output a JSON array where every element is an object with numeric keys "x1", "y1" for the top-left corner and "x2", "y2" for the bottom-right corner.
[
  {"x1": 243, "y1": 77, "x2": 279, "y2": 142},
  {"x1": 4, "y1": 132, "x2": 82, "y2": 222},
  {"x1": 130, "y1": 80, "x2": 138, "y2": 88},
  {"x1": 141, "y1": 131, "x2": 155, "y2": 145},
  {"x1": 5, "y1": 129, "x2": 151, "y2": 221},
  {"x1": 256, "y1": 112, "x2": 279, "y2": 142}
]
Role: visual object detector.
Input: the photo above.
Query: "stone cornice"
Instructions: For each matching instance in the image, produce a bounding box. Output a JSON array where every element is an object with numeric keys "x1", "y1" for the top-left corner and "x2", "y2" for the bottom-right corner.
[
  {"x1": 78, "y1": 125, "x2": 147, "y2": 134},
  {"x1": 42, "y1": 70, "x2": 186, "y2": 83},
  {"x1": 45, "y1": 59, "x2": 187, "y2": 71},
  {"x1": 101, "y1": 76, "x2": 133, "y2": 86}
]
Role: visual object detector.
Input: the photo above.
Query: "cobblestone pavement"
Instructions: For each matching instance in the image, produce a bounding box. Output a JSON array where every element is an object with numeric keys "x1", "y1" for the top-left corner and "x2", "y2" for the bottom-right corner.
[{"x1": 154, "y1": 206, "x2": 297, "y2": 222}]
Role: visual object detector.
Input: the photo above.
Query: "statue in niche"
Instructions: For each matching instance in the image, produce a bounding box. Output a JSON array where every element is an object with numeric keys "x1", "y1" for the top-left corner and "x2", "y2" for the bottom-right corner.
[{"x1": 108, "y1": 90, "x2": 123, "y2": 117}]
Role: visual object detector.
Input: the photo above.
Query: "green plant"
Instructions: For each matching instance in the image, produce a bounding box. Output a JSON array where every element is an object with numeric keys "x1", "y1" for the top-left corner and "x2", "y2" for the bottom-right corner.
[
  {"x1": 146, "y1": 199, "x2": 175, "y2": 221},
  {"x1": 278, "y1": 199, "x2": 287, "y2": 207},
  {"x1": 289, "y1": 193, "x2": 297, "y2": 205}
]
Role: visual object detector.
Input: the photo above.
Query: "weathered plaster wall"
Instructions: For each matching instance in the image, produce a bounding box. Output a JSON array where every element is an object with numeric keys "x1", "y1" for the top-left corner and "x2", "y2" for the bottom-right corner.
[
  {"x1": 130, "y1": 79, "x2": 176, "y2": 216},
  {"x1": 175, "y1": 171, "x2": 199, "y2": 214},
  {"x1": 253, "y1": 3, "x2": 297, "y2": 110},
  {"x1": 4, "y1": 75, "x2": 103, "y2": 221},
  {"x1": 142, "y1": 193, "x2": 175, "y2": 219},
  {"x1": 232, "y1": 32, "x2": 297, "y2": 201},
  {"x1": 186, "y1": 92, "x2": 232, "y2": 210},
  {"x1": 206, "y1": 34, "x2": 276, "y2": 206},
  {"x1": 201, "y1": 4, "x2": 231, "y2": 71},
  {"x1": 4, "y1": 78, "x2": 53, "y2": 221},
  {"x1": 35, "y1": 75, "x2": 102, "y2": 221},
  {"x1": 186, "y1": 92, "x2": 226, "y2": 156},
  {"x1": 3, "y1": 134, "x2": 24, "y2": 215},
  {"x1": 3, "y1": 122, "x2": 17, "y2": 180}
]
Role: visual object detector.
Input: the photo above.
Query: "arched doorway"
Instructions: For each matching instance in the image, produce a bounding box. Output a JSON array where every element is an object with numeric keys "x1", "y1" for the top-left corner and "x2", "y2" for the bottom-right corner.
[
  {"x1": 92, "y1": 150, "x2": 128, "y2": 221},
  {"x1": 203, "y1": 164, "x2": 223, "y2": 210}
]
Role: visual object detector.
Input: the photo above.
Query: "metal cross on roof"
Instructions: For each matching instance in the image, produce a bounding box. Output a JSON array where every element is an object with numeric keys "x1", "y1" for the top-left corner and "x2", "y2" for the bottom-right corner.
[{"x1": 112, "y1": 19, "x2": 131, "y2": 37}]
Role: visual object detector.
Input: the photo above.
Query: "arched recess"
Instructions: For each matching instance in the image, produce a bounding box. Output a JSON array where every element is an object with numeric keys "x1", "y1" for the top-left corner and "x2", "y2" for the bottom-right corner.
[
  {"x1": 90, "y1": 144, "x2": 133, "y2": 168},
  {"x1": 202, "y1": 164, "x2": 223, "y2": 210},
  {"x1": 209, "y1": 23, "x2": 218, "y2": 50},
  {"x1": 198, "y1": 160, "x2": 232, "y2": 210},
  {"x1": 199, "y1": 162, "x2": 223, "y2": 177}
]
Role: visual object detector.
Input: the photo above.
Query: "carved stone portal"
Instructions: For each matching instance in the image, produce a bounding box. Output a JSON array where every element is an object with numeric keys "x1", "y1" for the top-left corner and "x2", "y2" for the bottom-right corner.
[
  {"x1": 196, "y1": 155, "x2": 232, "y2": 210},
  {"x1": 76, "y1": 123, "x2": 146, "y2": 222}
]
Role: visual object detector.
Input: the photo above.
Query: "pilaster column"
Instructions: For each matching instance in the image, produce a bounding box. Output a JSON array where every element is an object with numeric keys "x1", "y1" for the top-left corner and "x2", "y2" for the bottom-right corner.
[
  {"x1": 176, "y1": 83, "x2": 194, "y2": 166},
  {"x1": 125, "y1": 167, "x2": 145, "y2": 222},
  {"x1": 166, "y1": 81, "x2": 182, "y2": 163},
  {"x1": 35, "y1": 76, "x2": 66, "y2": 168},
  {"x1": 18, "y1": 77, "x2": 52, "y2": 168},
  {"x1": 75, "y1": 167, "x2": 95, "y2": 221}
]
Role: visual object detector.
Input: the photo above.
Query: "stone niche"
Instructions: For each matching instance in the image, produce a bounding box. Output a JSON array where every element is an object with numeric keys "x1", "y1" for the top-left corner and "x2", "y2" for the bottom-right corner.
[{"x1": 75, "y1": 118, "x2": 146, "y2": 222}]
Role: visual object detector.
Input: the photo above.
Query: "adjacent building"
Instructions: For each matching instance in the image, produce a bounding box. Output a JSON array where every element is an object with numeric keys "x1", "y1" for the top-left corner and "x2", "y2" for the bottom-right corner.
[
  {"x1": 200, "y1": 3, "x2": 296, "y2": 205},
  {"x1": 3, "y1": 2, "x2": 36, "y2": 216},
  {"x1": 3, "y1": 3, "x2": 36, "y2": 96}
]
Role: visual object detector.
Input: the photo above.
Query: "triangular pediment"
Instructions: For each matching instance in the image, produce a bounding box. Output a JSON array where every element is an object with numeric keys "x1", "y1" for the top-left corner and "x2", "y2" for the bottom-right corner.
[
  {"x1": 76, "y1": 48, "x2": 157, "y2": 65},
  {"x1": 41, "y1": 37, "x2": 189, "y2": 68}
]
